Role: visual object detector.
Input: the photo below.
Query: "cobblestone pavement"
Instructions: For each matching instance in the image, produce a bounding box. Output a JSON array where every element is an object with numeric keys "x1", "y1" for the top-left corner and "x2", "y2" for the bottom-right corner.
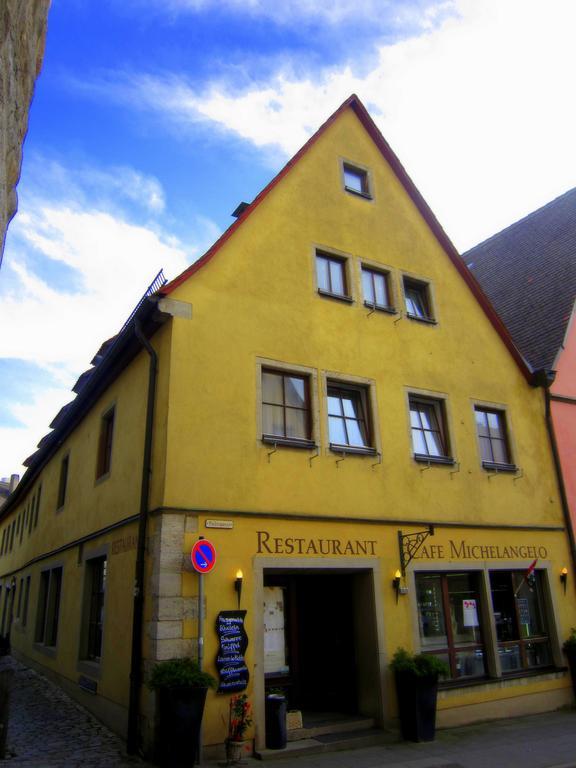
[{"x1": 0, "y1": 659, "x2": 151, "y2": 767}]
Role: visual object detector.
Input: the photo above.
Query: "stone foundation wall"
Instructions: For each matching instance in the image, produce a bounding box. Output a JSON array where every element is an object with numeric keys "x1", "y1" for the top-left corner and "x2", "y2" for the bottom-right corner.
[{"x1": 0, "y1": 0, "x2": 50, "y2": 262}]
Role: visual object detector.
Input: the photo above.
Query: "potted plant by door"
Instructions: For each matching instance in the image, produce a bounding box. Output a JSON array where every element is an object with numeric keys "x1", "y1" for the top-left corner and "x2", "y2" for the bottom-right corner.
[
  {"x1": 389, "y1": 648, "x2": 448, "y2": 742},
  {"x1": 149, "y1": 657, "x2": 216, "y2": 767},
  {"x1": 562, "y1": 628, "x2": 576, "y2": 699},
  {"x1": 226, "y1": 693, "x2": 253, "y2": 764}
]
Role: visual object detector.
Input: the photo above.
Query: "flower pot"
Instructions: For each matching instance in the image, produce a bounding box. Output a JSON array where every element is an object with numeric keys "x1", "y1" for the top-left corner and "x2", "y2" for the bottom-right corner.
[
  {"x1": 226, "y1": 739, "x2": 249, "y2": 763},
  {"x1": 394, "y1": 670, "x2": 439, "y2": 742},
  {"x1": 155, "y1": 686, "x2": 208, "y2": 767}
]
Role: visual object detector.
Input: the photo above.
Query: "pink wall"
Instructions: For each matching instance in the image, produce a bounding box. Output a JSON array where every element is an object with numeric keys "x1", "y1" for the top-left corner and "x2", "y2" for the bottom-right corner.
[{"x1": 551, "y1": 313, "x2": 576, "y2": 537}]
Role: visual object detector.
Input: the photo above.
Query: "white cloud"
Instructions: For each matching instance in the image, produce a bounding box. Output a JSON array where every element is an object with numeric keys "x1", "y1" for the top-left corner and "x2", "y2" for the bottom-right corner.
[
  {"x1": 24, "y1": 156, "x2": 167, "y2": 214},
  {"x1": 0, "y1": 387, "x2": 72, "y2": 482},
  {"x1": 122, "y1": 0, "x2": 442, "y2": 26},
  {"x1": 1, "y1": 206, "x2": 190, "y2": 372},
  {"x1": 0, "y1": 160, "x2": 220, "y2": 477},
  {"x1": 79, "y1": 166, "x2": 166, "y2": 212},
  {"x1": 96, "y1": 0, "x2": 576, "y2": 250}
]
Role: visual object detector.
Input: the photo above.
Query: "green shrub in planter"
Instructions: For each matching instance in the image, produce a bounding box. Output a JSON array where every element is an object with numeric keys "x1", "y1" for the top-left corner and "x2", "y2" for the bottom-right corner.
[
  {"x1": 148, "y1": 658, "x2": 217, "y2": 691},
  {"x1": 390, "y1": 648, "x2": 448, "y2": 742},
  {"x1": 389, "y1": 648, "x2": 449, "y2": 678},
  {"x1": 149, "y1": 659, "x2": 216, "y2": 767}
]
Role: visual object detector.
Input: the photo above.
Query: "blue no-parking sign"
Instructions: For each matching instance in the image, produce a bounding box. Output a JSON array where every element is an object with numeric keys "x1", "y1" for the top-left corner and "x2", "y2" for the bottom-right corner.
[{"x1": 191, "y1": 539, "x2": 216, "y2": 573}]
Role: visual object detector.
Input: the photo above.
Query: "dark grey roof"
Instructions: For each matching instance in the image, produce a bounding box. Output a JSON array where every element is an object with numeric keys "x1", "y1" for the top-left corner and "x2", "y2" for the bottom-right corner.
[{"x1": 464, "y1": 188, "x2": 576, "y2": 372}]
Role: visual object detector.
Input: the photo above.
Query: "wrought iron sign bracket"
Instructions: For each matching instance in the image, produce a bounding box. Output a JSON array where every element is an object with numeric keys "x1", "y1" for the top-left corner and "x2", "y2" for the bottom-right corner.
[{"x1": 398, "y1": 525, "x2": 434, "y2": 576}]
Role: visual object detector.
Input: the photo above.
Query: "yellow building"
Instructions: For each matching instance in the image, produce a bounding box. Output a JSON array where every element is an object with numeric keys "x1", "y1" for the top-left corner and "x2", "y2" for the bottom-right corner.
[{"x1": 1, "y1": 95, "x2": 575, "y2": 759}]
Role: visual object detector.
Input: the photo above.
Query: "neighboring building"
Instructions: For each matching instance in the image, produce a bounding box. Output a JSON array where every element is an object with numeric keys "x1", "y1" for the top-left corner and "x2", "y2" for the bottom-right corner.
[
  {"x1": 1, "y1": 96, "x2": 575, "y2": 760},
  {"x1": 0, "y1": 476, "x2": 19, "y2": 508},
  {"x1": 0, "y1": 0, "x2": 50, "y2": 264},
  {"x1": 465, "y1": 189, "x2": 576, "y2": 564}
]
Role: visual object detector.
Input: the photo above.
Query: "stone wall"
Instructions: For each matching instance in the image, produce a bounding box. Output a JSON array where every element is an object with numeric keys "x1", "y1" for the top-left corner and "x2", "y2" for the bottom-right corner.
[{"x1": 0, "y1": 0, "x2": 50, "y2": 264}]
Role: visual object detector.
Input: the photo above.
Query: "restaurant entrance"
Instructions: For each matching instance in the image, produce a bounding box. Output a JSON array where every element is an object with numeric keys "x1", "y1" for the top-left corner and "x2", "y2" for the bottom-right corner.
[{"x1": 263, "y1": 569, "x2": 379, "y2": 717}]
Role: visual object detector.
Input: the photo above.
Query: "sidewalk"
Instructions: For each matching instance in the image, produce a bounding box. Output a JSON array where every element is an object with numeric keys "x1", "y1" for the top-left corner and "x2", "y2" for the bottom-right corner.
[{"x1": 208, "y1": 709, "x2": 576, "y2": 768}]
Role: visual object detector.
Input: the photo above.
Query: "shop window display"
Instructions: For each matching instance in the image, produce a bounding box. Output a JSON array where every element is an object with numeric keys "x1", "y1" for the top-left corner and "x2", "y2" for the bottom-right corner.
[{"x1": 416, "y1": 572, "x2": 486, "y2": 680}]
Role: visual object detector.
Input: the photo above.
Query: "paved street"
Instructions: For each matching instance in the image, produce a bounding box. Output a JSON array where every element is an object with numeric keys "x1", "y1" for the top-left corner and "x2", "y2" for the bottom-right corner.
[
  {"x1": 220, "y1": 709, "x2": 576, "y2": 768},
  {"x1": 1, "y1": 657, "x2": 575, "y2": 768},
  {"x1": 0, "y1": 658, "x2": 148, "y2": 767}
]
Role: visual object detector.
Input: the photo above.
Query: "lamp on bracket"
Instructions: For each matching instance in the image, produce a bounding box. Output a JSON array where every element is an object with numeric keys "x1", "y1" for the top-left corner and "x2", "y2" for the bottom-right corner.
[
  {"x1": 393, "y1": 570, "x2": 402, "y2": 604},
  {"x1": 234, "y1": 570, "x2": 243, "y2": 608},
  {"x1": 560, "y1": 567, "x2": 568, "y2": 595}
]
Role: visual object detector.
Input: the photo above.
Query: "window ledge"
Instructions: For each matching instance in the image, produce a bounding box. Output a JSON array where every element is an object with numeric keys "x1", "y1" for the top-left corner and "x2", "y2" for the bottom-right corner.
[
  {"x1": 406, "y1": 312, "x2": 437, "y2": 325},
  {"x1": 77, "y1": 660, "x2": 102, "y2": 680},
  {"x1": 414, "y1": 454, "x2": 455, "y2": 466},
  {"x1": 94, "y1": 471, "x2": 111, "y2": 487},
  {"x1": 262, "y1": 436, "x2": 317, "y2": 450},
  {"x1": 364, "y1": 301, "x2": 397, "y2": 315},
  {"x1": 439, "y1": 667, "x2": 564, "y2": 693},
  {"x1": 344, "y1": 186, "x2": 372, "y2": 200},
  {"x1": 330, "y1": 443, "x2": 378, "y2": 457},
  {"x1": 482, "y1": 461, "x2": 518, "y2": 473},
  {"x1": 317, "y1": 288, "x2": 354, "y2": 304},
  {"x1": 33, "y1": 642, "x2": 57, "y2": 658}
]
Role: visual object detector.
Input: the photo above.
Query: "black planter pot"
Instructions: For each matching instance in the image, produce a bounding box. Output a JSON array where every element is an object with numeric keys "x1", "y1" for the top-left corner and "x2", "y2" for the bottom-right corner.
[
  {"x1": 565, "y1": 647, "x2": 576, "y2": 699},
  {"x1": 394, "y1": 670, "x2": 439, "y2": 742},
  {"x1": 156, "y1": 686, "x2": 208, "y2": 767}
]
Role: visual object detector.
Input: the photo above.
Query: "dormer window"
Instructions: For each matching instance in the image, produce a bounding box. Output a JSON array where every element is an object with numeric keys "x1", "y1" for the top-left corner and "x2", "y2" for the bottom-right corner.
[{"x1": 342, "y1": 163, "x2": 371, "y2": 198}]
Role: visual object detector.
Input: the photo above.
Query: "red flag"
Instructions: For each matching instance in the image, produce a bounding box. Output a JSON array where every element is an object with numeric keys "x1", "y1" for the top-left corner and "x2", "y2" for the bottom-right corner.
[{"x1": 515, "y1": 558, "x2": 538, "y2": 596}]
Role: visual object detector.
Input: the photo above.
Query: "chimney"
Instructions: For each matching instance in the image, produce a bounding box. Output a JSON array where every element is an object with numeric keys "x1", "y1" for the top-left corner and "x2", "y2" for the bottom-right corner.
[{"x1": 9, "y1": 474, "x2": 19, "y2": 492}]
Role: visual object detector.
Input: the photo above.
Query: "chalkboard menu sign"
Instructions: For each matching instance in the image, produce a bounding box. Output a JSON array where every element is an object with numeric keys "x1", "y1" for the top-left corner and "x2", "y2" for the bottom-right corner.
[{"x1": 216, "y1": 610, "x2": 249, "y2": 693}]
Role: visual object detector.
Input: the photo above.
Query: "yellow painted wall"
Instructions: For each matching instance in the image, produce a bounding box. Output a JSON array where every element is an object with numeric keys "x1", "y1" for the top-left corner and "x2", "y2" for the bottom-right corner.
[
  {"x1": 164, "y1": 107, "x2": 560, "y2": 527},
  {"x1": 0, "y1": 321, "x2": 172, "y2": 725}
]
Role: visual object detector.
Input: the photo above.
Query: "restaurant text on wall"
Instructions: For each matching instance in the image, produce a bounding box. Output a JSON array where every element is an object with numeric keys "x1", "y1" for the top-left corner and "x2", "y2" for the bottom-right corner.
[
  {"x1": 256, "y1": 531, "x2": 377, "y2": 556},
  {"x1": 414, "y1": 540, "x2": 549, "y2": 561}
]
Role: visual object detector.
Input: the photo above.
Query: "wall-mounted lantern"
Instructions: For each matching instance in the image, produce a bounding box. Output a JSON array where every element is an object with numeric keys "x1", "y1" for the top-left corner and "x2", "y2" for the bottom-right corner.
[
  {"x1": 234, "y1": 570, "x2": 243, "y2": 608},
  {"x1": 560, "y1": 567, "x2": 568, "y2": 595}
]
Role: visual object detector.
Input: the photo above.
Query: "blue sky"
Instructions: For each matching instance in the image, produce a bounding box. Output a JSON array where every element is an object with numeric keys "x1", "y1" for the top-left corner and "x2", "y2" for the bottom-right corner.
[{"x1": 2, "y1": 0, "x2": 576, "y2": 478}]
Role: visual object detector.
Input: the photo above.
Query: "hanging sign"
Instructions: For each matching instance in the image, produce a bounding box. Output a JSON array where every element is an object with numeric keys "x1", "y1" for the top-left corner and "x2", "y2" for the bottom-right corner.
[
  {"x1": 191, "y1": 539, "x2": 216, "y2": 574},
  {"x1": 215, "y1": 610, "x2": 249, "y2": 693}
]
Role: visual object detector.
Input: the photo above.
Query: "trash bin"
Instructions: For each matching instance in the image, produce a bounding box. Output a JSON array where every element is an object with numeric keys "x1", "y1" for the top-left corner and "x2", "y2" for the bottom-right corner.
[{"x1": 265, "y1": 694, "x2": 287, "y2": 749}]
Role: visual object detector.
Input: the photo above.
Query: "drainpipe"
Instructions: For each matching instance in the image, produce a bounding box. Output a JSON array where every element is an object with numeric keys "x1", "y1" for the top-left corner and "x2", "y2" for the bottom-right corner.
[
  {"x1": 538, "y1": 369, "x2": 576, "y2": 578},
  {"x1": 127, "y1": 318, "x2": 158, "y2": 755}
]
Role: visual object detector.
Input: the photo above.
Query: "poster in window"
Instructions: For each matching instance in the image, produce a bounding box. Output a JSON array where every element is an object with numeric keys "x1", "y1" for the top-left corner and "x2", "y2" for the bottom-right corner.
[
  {"x1": 263, "y1": 586, "x2": 289, "y2": 675},
  {"x1": 517, "y1": 597, "x2": 530, "y2": 627},
  {"x1": 463, "y1": 599, "x2": 479, "y2": 627}
]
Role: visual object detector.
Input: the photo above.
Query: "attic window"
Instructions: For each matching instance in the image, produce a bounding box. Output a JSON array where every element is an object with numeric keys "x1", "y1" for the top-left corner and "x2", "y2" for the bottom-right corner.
[
  {"x1": 403, "y1": 277, "x2": 435, "y2": 323},
  {"x1": 342, "y1": 163, "x2": 371, "y2": 198}
]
